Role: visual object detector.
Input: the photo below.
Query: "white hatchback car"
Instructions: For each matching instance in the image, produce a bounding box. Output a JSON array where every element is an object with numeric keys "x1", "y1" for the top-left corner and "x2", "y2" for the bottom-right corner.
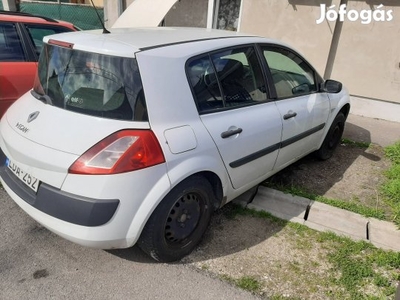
[{"x1": 0, "y1": 27, "x2": 350, "y2": 262}]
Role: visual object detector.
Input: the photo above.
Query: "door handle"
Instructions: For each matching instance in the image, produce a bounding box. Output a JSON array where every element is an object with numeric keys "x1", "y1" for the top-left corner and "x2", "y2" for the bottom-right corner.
[
  {"x1": 283, "y1": 111, "x2": 297, "y2": 120},
  {"x1": 221, "y1": 128, "x2": 243, "y2": 138}
]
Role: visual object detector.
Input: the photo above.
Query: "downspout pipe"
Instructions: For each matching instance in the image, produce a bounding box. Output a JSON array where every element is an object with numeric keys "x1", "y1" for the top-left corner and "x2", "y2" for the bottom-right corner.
[
  {"x1": 324, "y1": 0, "x2": 348, "y2": 79},
  {"x1": 117, "y1": 0, "x2": 124, "y2": 17},
  {"x1": 207, "y1": 0, "x2": 215, "y2": 29}
]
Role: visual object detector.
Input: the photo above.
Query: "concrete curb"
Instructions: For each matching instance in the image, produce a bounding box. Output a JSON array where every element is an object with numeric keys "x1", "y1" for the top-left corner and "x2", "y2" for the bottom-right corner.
[{"x1": 233, "y1": 186, "x2": 400, "y2": 252}]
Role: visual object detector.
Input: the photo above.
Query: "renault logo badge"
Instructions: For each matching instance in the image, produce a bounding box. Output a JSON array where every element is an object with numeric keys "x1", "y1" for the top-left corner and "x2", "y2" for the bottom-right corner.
[{"x1": 27, "y1": 111, "x2": 40, "y2": 123}]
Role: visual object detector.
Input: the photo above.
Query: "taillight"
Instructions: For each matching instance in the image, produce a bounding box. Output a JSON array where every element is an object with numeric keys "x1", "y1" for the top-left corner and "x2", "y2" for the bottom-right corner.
[{"x1": 69, "y1": 130, "x2": 165, "y2": 175}]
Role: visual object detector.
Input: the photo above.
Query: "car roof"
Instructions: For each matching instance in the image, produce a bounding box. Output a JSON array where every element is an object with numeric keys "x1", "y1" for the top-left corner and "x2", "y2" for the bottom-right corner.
[
  {"x1": 43, "y1": 27, "x2": 286, "y2": 58},
  {"x1": 0, "y1": 10, "x2": 76, "y2": 28}
]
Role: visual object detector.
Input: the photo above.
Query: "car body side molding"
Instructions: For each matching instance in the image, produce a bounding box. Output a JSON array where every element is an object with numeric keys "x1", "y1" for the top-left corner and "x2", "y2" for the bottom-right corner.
[
  {"x1": 229, "y1": 123, "x2": 325, "y2": 168},
  {"x1": 280, "y1": 123, "x2": 325, "y2": 148}
]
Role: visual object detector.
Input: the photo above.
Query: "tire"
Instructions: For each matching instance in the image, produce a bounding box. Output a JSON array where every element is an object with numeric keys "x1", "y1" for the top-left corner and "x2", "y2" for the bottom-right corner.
[
  {"x1": 316, "y1": 112, "x2": 345, "y2": 160},
  {"x1": 138, "y1": 176, "x2": 214, "y2": 262}
]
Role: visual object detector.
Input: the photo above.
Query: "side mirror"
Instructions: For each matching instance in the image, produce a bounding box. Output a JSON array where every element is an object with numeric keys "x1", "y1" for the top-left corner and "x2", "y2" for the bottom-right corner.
[{"x1": 322, "y1": 79, "x2": 342, "y2": 93}]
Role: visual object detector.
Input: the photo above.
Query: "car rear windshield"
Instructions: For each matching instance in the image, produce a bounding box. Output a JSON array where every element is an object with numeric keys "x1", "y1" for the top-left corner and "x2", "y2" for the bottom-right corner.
[{"x1": 33, "y1": 43, "x2": 147, "y2": 121}]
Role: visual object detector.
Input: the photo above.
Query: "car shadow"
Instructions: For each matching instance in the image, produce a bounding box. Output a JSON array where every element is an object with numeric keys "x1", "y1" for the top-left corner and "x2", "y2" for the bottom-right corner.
[
  {"x1": 264, "y1": 120, "x2": 381, "y2": 197},
  {"x1": 106, "y1": 203, "x2": 287, "y2": 264},
  {"x1": 106, "y1": 247, "x2": 158, "y2": 264},
  {"x1": 182, "y1": 204, "x2": 288, "y2": 263},
  {"x1": 180, "y1": 121, "x2": 383, "y2": 262}
]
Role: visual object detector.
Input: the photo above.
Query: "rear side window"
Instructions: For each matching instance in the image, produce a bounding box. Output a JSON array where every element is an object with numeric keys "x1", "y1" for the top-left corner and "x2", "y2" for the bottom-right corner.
[
  {"x1": 24, "y1": 24, "x2": 74, "y2": 56},
  {"x1": 34, "y1": 44, "x2": 147, "y2": 121},
  {"x1": 187, "y1": 46, "x2": 267, "y2": 113},
  {"x1": 0, "y1": 23, "x2": 25, "y2": 62}
]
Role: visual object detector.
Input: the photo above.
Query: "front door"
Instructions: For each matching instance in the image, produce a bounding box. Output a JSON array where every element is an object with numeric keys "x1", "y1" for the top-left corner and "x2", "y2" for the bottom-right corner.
[{"x1": 260, "y1": 45, "x2": 330, "y2": 170}]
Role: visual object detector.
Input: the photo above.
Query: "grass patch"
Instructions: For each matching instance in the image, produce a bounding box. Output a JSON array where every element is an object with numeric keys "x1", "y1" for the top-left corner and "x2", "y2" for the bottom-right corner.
[
  {"x1": 236, "y1": 276, "x2": 262, "y2": 292},
  {"x1": 382, "y1": 141, "x2": 400, "y2": 226},
  {"x1": 215, "y1": 142, "x2": 400, "y2": 298},
  {"x1": 341, "y1": 138, "x2": 370, "y2": 148},
  {"x1": 220, "y1": 274, "x2": 262, "y2": 293},
  {"x1": 220, "y1": 204, "x2": 400, "y2": 298},
  {"x1": 317, "y1": 232, "x2": 400, "y2": 298},
  {"x1": 385, "y1": 142, "x2": 400, "y2": 164},
  {"x1": 222, "y1": 202, "x2": 287, "y2": 226}
]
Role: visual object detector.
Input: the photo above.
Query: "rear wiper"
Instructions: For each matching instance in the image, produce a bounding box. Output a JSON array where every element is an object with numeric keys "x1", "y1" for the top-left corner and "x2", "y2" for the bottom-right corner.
[{"x1": 31, "y1": 90, "x2": 53, "y2": 105}]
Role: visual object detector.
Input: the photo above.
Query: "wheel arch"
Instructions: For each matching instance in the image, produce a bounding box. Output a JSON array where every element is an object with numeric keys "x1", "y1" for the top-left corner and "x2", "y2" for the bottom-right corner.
[
  {"x1": 192, "y1": 171, "x2": 224, "y2": 210},
  {"x1": 125, "y1": 169, "x2": 226, "y2": 248},
  {"x1": 339, "y1": 103, "x2": 351, "y2": 119}
]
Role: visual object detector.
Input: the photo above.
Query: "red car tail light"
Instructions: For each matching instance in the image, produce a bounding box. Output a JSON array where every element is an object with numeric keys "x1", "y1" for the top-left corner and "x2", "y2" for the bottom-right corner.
[{"x1": 69, "y1": 130, "x2": 165, "y2": 175}]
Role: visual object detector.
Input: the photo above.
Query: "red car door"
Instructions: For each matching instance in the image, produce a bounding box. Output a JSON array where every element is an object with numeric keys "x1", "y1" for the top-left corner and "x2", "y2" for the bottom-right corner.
[{"x1": 0, "y1": 61, "x2": 37, "y2": 116}]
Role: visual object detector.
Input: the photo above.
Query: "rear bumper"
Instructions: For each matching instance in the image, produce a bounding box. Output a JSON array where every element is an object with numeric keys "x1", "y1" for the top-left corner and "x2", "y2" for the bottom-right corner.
[{"x1": 0, "y1": 149, "x2": 119, "y2": 227}]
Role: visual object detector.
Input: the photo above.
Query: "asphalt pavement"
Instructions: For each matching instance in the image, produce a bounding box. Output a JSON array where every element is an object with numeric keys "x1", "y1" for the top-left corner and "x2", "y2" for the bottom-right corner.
[{"x1": 0, "y1": 186, "x2": 258, "y2": 300}]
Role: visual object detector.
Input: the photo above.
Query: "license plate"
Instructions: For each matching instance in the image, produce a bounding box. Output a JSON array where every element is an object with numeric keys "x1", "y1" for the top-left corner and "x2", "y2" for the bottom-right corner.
[{"x1": 6, "y1": 158, "x2": 39, "y2": 193}]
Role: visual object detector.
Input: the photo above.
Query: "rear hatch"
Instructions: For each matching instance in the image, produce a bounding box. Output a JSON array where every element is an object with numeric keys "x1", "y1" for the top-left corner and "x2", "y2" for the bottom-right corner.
[{"x1": 0, "y1": 39, "x2": 149, "y2": 189}]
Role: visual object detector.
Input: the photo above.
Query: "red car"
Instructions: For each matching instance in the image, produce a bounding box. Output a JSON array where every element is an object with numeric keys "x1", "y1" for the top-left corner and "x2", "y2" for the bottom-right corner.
[{"x1": 0, "y1": 10, "x2": 78, "y2": 116}]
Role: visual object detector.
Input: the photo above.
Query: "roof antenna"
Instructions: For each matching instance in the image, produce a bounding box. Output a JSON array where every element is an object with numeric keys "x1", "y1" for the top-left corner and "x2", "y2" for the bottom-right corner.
[{"x1": 89, "y1": 0, "x2": 110, "y2": 34}]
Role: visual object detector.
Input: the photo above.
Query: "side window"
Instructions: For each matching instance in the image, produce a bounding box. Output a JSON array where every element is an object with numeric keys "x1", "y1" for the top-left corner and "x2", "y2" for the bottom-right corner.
[
  {"x1": 187, "y1": 55, "x2": 223, "y2": 112},
  {"x1": 24, "y1": 24, "x2": 73, "y2": 56},
  {"x1": 0, "y1": 23, "x2": 25, "y2": 62},
  {"x1": 262, "y1": 47, "x2": 317, "y2": 99},
  {"x1": 187, "y1": 46, "x2": 267, "y2": 113}
]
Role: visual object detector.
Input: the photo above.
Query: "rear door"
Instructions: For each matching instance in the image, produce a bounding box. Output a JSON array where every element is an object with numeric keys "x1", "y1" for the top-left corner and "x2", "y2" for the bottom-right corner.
[
  {"x1": 260, "y1": 45, "x2": 330, "y2": 170},
  {"x1": 187, "y1": 45, "x2": 282, "y2": 189}
]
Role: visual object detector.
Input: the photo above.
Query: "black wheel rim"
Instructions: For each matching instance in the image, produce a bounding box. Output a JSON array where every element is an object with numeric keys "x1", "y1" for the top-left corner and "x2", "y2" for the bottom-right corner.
[
  {"x1": 164, "y1": 192, "x2": 202, "y2": 244},
  {"x1": 328, "y1": 122, "x2": 343, "y2": 149}
]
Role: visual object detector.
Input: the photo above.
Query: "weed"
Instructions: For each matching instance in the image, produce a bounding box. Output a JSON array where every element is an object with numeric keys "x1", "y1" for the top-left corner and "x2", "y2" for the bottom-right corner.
[
  {"x1": 219, "y1": 274, "x2": 262, "y2": 293},
  {"x1": 236, "y1": 276, "x2": 262, "y2": 292},
  {"x1": 223, "y1": 203, "x2": 287, "y2": 226},
  {"x1": 341, "y1": 138, "x2": 370, "y2": 148},
  {"x1": 314, "y1": 233, "x2": 398, "y2": 298},
  {"x1": 385, "y1": 142, "x2": 400, "y2": 165},
  {"x1": 374, "y1": 274, "x2": 391, "y2": 287}
]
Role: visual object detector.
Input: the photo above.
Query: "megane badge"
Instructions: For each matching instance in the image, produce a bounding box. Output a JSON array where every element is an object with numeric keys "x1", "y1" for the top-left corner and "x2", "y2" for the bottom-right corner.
[{"x1": 27, "y1": 111, "x2": 40, "y2": 123}]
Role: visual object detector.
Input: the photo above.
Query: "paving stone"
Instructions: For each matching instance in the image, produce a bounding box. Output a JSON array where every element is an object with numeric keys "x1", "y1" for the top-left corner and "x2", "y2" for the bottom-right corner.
[
  {"x1": 235, "y1": 186, "x2": 400, "y2": 251},
  {"x1": 367, "y1": 218, "x2": 400, "y2": 251},
  {"x1": 304, "y1": 201, "x2": 369, "y2": 241},
  {"x1": 246, "y1": 186, "x2": 310, "y2": 224}
]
